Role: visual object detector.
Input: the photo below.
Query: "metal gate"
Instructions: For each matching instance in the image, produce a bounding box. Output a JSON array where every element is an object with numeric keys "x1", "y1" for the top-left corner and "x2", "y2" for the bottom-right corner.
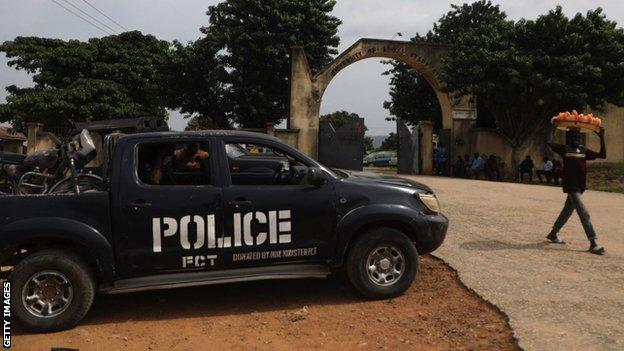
[
  {"x1": 318, "y1": 118, "x2": 365, "y2": 170},
  {"x1": 397, "y1": 120, "x2": 420, "y2": 174}
]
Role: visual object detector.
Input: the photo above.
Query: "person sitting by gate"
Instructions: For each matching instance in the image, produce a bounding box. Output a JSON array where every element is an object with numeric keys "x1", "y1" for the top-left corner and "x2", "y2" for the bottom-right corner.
[
  {"x1": 434, "y1": 143, "x2": 447, "y2": 176},
  {"x1": 536, "y1": 156, "x2": 555, "y2": 184},
  {"x1": 465, "y1": 153, "x2": 474, "y2": 168},
  {"x1": 453, "y1": 155, "x2": 466, "y2": 178},
  {"x1": 467, "y1": 153, "x2": 485, "y2": 179},
  {"x1": 552, "y1": 160, "x2": 562, "y2": 185},
  {"x1": 518, "y1": 155, "x2": 535, "y2": 182},
  {"x1": 485, "y1": 154, "x2": 501, "y2": 181}
]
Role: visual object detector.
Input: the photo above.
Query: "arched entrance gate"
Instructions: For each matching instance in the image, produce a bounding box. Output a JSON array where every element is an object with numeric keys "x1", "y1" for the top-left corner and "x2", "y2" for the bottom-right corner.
[{"x1": 288, "y1": 39, "x2": 458, "y2": 174}]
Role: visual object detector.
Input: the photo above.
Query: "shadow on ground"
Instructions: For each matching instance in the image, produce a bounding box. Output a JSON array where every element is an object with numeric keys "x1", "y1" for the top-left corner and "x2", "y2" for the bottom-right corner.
[
  {"x1": 13, "y1": 275, "x2": 356, "y2": 333},
  {"x1": 460, "y1": 239, "x2": 589, "y2": 253}
]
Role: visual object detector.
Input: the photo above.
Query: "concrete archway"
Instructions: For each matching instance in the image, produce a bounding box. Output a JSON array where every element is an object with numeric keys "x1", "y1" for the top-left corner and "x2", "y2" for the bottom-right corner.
[{"x1": 289, "y1": 39, "x2": 458, "y2": 165}]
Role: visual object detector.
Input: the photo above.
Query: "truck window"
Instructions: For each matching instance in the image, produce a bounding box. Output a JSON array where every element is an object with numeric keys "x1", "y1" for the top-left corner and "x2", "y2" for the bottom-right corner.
[
  {"x1": 137, "y1": 142, "x2": 211, "y2": 186},
  {"x1": 225, "y1": 142, "x2": 309, "y2": 186}
]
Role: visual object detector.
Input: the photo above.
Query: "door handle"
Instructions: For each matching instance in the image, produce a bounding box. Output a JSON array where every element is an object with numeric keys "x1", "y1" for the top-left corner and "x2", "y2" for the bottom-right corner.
[
  {"x1": 228, "y1": 199, "x2": 252, "y2": 210},
  {"x1": 130, "y1": 200, "x2": 152, "y2": 212}
]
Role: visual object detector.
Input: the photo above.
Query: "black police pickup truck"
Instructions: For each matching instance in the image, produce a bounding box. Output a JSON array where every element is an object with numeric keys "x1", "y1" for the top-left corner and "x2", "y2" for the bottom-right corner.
[{"x1": 0, "y1": 130, "x2": 447, "y2": 332}]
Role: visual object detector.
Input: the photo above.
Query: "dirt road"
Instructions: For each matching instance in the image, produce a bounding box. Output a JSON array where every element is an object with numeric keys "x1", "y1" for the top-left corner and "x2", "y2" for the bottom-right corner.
[
  {"x1": 10, "y1": 256, "x2": 517, "y2": 351},
  {"x1": 408, "y1": 176, "x2": 624, "y2": 351}
]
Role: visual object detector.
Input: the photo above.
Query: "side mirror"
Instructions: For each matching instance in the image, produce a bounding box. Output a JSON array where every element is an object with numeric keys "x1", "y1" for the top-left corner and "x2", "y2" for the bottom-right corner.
[{"x1": 307, "y1": 167, "x2": 326, "y2": 186}]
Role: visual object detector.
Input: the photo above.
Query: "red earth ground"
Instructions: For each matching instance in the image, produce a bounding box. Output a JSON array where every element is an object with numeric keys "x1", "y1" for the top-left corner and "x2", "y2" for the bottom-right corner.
[{"x1": 7, "y1": 255, "x2": 519, "y2": 351}]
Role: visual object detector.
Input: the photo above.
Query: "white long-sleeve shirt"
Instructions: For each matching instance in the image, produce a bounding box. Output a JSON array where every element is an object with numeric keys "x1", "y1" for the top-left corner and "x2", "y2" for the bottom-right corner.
[{"x1": 541, "y1": 160, "x2": 553, "y2": 172}]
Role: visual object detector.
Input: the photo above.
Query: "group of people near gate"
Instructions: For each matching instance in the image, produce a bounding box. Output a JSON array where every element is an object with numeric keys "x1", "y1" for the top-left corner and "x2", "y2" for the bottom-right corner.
[
  {"x1": 450, "y1": 151, "x2": 569, "y2": 186},
  {"x1": 517, "y1": 155, "x2": 562, "y2": 184},
  {"x1": 451, "y1": 152, "x2": 504, "y2": 181}
]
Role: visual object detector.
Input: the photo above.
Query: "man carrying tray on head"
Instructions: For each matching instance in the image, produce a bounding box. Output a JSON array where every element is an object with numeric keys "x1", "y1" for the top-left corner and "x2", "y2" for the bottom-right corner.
[{"x1": 546, "y1": 127, "x2": 606, "y2": 254}]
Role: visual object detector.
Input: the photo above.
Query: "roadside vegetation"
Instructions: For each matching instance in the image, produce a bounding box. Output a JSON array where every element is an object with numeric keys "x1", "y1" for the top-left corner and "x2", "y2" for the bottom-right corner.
[{"x1": 587, "y1": 164, "x2": 624, "y2": 193}]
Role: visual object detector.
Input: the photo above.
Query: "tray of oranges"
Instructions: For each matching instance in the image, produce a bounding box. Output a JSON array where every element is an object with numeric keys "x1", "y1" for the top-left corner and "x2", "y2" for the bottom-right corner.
[{"x1": 551, "y1": 110, "x2": 602, "y2": 133}]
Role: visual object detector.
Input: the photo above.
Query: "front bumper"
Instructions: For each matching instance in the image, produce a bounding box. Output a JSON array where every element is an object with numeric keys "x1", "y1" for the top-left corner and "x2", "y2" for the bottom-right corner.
[{"x1": 411, "y1": 213, "x2": 448, "y2": 254}]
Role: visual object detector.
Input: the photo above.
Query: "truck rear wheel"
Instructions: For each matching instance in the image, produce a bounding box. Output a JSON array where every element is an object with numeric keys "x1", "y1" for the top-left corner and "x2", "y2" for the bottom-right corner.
[
  {"x1": 9, "y1": 249, "x2": 95, "y2": 332},
  {"x1": 346, "y1": 227, "x2": 418, "y2": 299}
]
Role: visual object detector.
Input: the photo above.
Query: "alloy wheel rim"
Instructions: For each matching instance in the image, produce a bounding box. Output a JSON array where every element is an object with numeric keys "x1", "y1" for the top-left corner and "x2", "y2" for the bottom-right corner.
[
  {"x1": 366, "y1": 245, "x2": 405, "y2": 286},
  {"x1": 22, "y1": 271, "x2": 73, "y2": 318}
]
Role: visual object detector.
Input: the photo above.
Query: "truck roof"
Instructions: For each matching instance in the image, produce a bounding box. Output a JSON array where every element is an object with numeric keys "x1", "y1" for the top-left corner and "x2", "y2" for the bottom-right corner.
[{"x1": 118, "y1": 130, "x2": 282, "y2": 143}]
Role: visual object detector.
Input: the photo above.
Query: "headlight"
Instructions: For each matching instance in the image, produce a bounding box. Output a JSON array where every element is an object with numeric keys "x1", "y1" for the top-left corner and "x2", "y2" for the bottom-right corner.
[{"x1": 417, "y1": 193, "x2": 441, "y2": 213}]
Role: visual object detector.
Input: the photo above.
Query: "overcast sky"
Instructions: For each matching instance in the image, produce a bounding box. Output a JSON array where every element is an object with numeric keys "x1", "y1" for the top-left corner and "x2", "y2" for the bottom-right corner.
[{"x1": 2, "y1": 0, "x2": 623, "y2": 135}]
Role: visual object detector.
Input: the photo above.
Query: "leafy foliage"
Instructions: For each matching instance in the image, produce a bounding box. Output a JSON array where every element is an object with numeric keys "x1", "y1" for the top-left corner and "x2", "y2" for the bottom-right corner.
[
  {"x1": 184, "y1": 115, "x2": 220, "y2": 131},
  {"x1": 163, "y1": 38, "x2": 231, "y2": 128},
  {"x1": 363, "y1": 136, "x2": 374, "y2": 152},
  {"x1": 319, "y1": 110, "x2": 365, "y2": 130},
  {"x1": 383, "y1": 1, "x2": 507, "y2": 129},
  {"x1": 382, "y1": 61, "x2": 441, "y2": 129},
  {"x1": 0, "y1": 32, "x2": 171, "y2": 130},
  {"x1": 442, "y1": 6, "x2": 624, "y2": 166},
  {"x1": 202, "y1": 0, "x2": 341, "y2": 127},
  {"x1": 426, "y1": 0, "x2": 507, "y2": 43},
  {"x1": 379, "y1": 132, "x2": 398, "y2": 151}
]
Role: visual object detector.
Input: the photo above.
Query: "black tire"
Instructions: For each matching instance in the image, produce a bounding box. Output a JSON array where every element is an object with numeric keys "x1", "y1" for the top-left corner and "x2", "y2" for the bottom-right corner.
[
  {"x1": 9, "y1": 249, "x2": 96, "y2": 332},
  {"x1": 346, "y1": 227, "x2": 418, "y2": 299}
]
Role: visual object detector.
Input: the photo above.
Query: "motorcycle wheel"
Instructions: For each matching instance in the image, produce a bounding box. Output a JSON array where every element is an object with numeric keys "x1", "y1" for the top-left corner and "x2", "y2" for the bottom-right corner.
[{"x1": 48, "y1": 174, "x2": 103, "y2": 194}]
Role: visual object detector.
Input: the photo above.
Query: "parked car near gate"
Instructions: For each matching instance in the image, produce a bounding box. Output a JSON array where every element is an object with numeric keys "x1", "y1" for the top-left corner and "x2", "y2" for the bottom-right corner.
[
  {"x1": 389, "y1": 154, "x2": 398, "y2": 166},
  {"x1": 0, "y1": 130, "x2": 447, "y2": 332},
  {"x1": 363, "y1": 151, "x2": 397, "y2": 167}
]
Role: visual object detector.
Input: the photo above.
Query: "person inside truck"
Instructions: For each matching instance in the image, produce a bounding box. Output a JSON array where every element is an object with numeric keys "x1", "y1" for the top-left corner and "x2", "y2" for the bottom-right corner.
[
  {"x1": 141, "y1": 143, "x2": 210, "y2": 186},
  {"x1": 171, "y1": 143, "x2": 209, "y2": 171}
]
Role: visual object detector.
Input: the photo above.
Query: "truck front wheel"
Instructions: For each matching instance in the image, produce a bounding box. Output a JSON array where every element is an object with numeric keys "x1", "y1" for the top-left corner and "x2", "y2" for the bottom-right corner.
[
  {"x1": 9, "y1": 249, "x2": 96, "y2": 332},
  {"x1": 346, "y1": 227, "x2": 418, "y2": 299}
]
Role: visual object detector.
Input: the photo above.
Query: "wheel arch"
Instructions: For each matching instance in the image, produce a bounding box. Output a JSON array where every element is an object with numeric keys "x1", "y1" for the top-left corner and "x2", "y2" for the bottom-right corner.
[
  {"x1": 332, "y1": 204, "x2": 425, "y2": 268},
  {"x1": 0, "y1": 217, "x2": 115, "y2": 283}
]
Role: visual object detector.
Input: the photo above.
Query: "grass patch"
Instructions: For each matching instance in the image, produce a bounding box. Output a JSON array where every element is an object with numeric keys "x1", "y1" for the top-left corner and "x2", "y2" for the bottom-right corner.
[{"x1": 587, "y1": 164, "x2": 624, "y2": 193}]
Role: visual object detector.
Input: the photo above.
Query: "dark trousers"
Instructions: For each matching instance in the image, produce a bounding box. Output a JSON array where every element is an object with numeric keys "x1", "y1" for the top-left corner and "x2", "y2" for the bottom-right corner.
[
  {"x1": 518, "y1": 169, "x2": 533, "y2": 182},
  {"x1": 434, "y1": 161, "x2": 446, "y2": 176},
  {"x1": 536, "y1": 170, "x2": 555, "y2": 183},
  {"x1": 552, "y1": 192, "x2": 597, "y2": 240},
  {"x1": 485, "y1": 167, "x2": 500, "y2": 181}
]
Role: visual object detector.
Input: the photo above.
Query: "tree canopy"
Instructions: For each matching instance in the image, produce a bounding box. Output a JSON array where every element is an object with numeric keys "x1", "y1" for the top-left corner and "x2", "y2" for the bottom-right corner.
[
  {"x1": 163, "y1": 38, "x2": 230, "y2": 128},
  {"x1": 382, "y1": 61, "x2": 441, "y2": 129},
  {"x1": 0, "y1": 31, "x2": 171, "y2": 130},
  {"x1": 378, "y1": 132, "x2": 398, "y2": 151},
  {"x1": 201, "y1": 0, "x2": 341, "y2": 128},
  {"x1": 383, "y1": 1, "x2": 507, "y2": 129},
  {"x1": 320, "y1": 110, "x2": 365, "y2": 130},
  {"x1": 184, "y1": 115, "x2": 221, "y2": 131},
  {"x1": 363, "y1": 136, "x2": 374, "y2": 152},
  {"x1": 1, "y1": 1, "x2": 341, "y2": 131},
  {"x1": 442, "y1": 6, "x2": 624, "y2": 166}
]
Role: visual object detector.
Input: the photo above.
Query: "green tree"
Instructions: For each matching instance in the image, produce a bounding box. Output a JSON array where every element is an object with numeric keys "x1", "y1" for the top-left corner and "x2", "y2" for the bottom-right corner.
[
  {"x1": 379, "y1": 132, "x2": 398, "y2": 151},
  {"x1": 164, "y1": 38, "x2": 231, "y2": 128},
  {"x1": 383, "y1": 1, "x2": 507, "y2": 128},
  {"x1": 320, "y1": 110, "x2": 365, "y2": 130},
  {"x1": 0, "y1": 32, "x2": 171, "y2": 130},
  {"x1": 363, "y1": 136, "x2": 374, "y2": 152},
  {"x1": 382, "y1": 61, "x2": 441, "y2": 129},
  {"x1": 426, "y1": 0, "x2": 507, "y2": 42},
  {"x1": 202, "y1": 0, "x2": 341, "y2": 128},
  {"x1": 442, "y1": 6, "x2": 624, "y2": 169},
  {"x1": 184, "y1": 115, "x2": 220, "y2": 131}
]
